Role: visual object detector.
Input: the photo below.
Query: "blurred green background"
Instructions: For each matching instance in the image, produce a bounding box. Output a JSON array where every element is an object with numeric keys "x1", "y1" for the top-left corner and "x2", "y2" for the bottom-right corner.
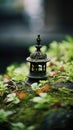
[{"x1": 0, "y1": 0, "x2": 73, "y2": 73}]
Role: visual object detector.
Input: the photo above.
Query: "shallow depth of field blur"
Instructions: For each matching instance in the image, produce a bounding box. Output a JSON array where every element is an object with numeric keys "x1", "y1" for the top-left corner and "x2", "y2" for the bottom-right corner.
[{"x1": 0, "y1": 0, "x2": 73, "y2": 73}]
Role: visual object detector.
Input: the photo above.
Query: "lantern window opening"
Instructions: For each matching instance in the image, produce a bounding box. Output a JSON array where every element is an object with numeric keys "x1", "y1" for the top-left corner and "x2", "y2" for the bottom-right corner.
[{"x1": 38, "y1": 64, "x2": 42, "y2": 71}]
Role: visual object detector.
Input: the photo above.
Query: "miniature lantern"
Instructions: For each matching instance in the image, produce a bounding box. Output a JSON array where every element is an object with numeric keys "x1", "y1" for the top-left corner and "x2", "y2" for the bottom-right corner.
[{"x1": 26, "y1": 34, "x2": 50, "y2": 85}]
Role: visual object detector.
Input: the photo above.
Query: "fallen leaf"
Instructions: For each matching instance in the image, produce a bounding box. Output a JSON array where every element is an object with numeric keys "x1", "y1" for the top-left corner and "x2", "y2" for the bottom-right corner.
[
  {"x1": 15, "y1": 91, "x2": 26, "y2": 99},
  {"x1": 49, "y1": 70, "x2": 58, "y2": 76},
  {"x1": 3, "y1": 74, "x2": 10, "y2": 79},
  {"x1": 42, "y1": 84, "x2": 51, "y2": 92},
  {"x1": 36, "y1": 84, "x2": 51, "y2": 95},
  {"x1": 60, "y1": 65, "x2": 65, "y2": 71},
  {"x1": 36, "y1": 88, "x2": 43, "y2": 95},
  {"x1": 3, "y1": 74, "x2": 10, "y2": 83},
  {"x1": 0, "y1": 89, "x2": 3, "y2": 95}
]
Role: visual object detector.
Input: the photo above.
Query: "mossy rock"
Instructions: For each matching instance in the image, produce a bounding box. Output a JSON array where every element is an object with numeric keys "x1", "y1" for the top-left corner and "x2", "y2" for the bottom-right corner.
[{"x1": 42, "y1": 108, "x2": 73, "y2": 130}]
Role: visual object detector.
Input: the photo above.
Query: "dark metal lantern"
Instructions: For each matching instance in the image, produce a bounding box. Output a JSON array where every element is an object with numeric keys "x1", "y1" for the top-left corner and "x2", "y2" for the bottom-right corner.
[{"x1": 26, "y1": 34, "x2": 50, "y2": 85}]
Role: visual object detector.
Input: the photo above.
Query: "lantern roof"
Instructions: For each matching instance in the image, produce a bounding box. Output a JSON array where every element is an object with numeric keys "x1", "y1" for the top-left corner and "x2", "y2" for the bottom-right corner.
[{"x1": 27, "y1": 34, "x2": 50, "y2": 63}]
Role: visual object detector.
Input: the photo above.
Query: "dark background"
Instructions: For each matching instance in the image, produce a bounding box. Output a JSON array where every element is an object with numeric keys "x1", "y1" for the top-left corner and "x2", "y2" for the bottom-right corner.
[{"x1": 0, "y1": 0, "x2": 73, "y2": 73}]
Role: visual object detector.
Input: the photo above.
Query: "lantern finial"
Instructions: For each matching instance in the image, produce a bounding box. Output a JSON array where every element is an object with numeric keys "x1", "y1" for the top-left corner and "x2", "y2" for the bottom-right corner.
[
  {"x1": 36, "y1": 34, "x2": 41, "y2": 45},
  {"x1": 36, "y1": 34, "x2": 42, "y2": 51}
]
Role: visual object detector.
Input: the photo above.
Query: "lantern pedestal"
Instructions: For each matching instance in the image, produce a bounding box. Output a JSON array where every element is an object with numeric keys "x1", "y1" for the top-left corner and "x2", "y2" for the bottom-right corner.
[{"x1": 26, "y1": 73, "x2": 48, "y2": 86}]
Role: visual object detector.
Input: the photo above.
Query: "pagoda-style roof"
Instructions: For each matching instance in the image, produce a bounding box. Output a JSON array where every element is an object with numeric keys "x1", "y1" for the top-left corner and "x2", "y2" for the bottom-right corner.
[{"x1": 27, "y1": 34, "x2": 50, "y2": 63}]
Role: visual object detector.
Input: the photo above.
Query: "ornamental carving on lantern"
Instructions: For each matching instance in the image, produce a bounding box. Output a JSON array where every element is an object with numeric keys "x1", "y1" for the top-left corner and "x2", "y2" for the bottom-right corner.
[{"x1": 26, "y1": 34, "x2": 50, "y2": 85}]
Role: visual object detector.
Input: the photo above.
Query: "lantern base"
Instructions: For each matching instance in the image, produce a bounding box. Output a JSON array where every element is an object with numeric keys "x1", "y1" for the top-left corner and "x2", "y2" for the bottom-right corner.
[{"x1": 26, "y1": 75, "x2": 48, "y2": 86}]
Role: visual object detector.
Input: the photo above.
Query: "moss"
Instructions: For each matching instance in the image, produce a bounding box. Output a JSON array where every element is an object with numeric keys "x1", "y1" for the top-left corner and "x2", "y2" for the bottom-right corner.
[{"x1": 0, "y1": 36, "x2": 73, "y2": 130}]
